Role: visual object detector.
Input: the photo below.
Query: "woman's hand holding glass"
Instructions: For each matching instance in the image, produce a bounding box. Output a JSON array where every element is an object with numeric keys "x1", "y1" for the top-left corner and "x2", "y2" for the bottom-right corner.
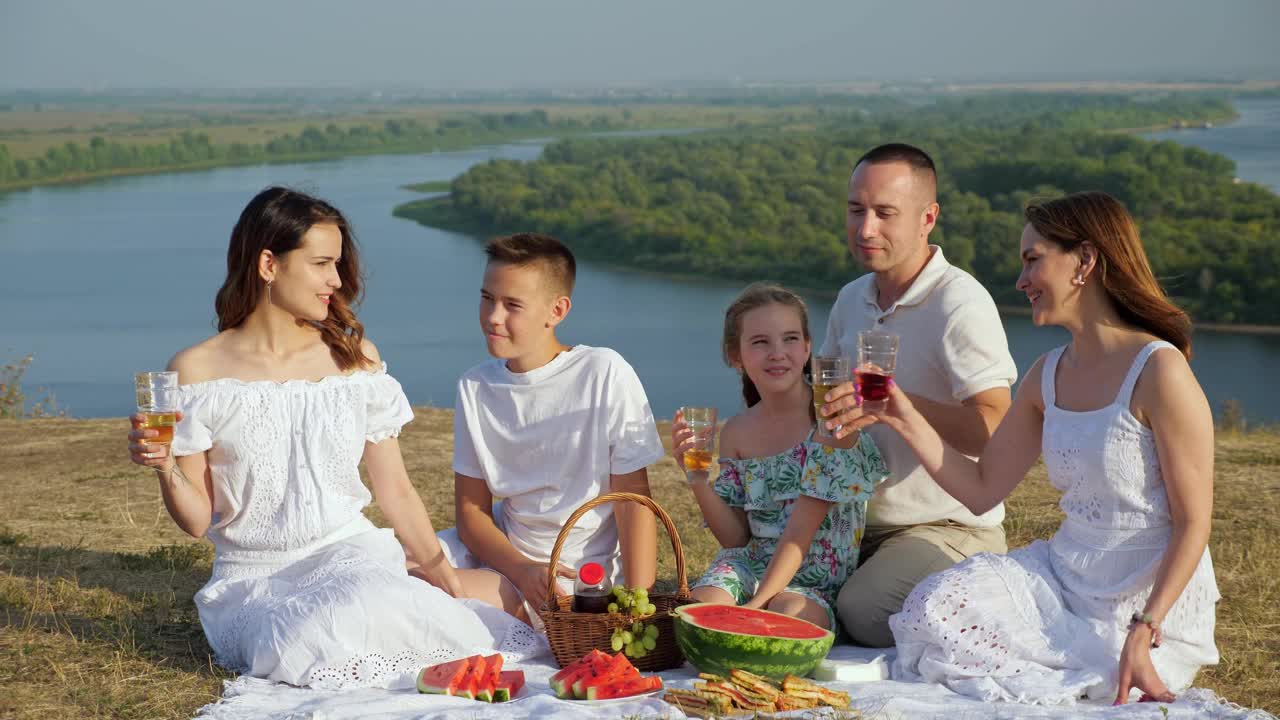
[
  {"x1": 129, "y1": 410, "x2": 185, "y2": 471},
  {"x1": 130, "y1": 370, "x2": 182, "y2": 472}
]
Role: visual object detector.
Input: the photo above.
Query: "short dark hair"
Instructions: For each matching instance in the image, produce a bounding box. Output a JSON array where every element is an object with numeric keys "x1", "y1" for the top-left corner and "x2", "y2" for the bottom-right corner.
[
  {"x1": 484, "y1": 232, "x2": 577, "y2": 297},
  {"x1": 855, "y1": 141, "x2": 936, "y2": 176},
  {"x1": 854, "y1": 143, "x2": 937, "y2": 192}
]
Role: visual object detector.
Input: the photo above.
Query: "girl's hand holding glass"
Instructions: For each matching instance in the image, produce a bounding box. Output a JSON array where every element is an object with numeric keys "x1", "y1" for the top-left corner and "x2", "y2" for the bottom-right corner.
[{"x1": 672, "y1": 406, "x2": 718, "y2": 485}]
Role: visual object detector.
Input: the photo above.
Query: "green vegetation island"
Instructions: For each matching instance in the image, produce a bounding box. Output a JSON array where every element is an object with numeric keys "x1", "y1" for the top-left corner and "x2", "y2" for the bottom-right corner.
[{"x1": 393, "y1": 94, "x2": 1279, "y2": 327}]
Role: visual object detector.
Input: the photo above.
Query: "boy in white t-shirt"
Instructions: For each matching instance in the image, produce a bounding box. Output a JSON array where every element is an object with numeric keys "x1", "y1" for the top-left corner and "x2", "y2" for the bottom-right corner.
[{"x1": 437, "y1": 233, "x2": 665, "y2": 624}]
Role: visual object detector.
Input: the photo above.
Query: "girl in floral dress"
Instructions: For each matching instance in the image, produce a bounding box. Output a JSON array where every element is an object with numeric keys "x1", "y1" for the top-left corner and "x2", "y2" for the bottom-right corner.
[{"x1": 672, "y1": 283, "x2": 888, "y2": 630}]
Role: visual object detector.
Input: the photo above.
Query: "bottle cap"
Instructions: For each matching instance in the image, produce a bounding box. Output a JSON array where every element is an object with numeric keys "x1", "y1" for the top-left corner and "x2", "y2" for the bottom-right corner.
[{"x1": 578, "y1": 561, "x2": 605, "y2": 586}]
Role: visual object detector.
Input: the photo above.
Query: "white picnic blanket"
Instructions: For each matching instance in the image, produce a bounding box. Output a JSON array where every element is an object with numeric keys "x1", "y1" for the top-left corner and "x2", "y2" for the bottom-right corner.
[{"x1": 195, "y1": 646, "x2": 1276, "y2": 720}]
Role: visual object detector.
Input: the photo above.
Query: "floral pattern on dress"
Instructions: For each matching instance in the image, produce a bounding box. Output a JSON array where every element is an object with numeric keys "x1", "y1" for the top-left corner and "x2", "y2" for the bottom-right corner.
[{"x1": 694, "y1": 432, "x2": 889, "y2": 628}]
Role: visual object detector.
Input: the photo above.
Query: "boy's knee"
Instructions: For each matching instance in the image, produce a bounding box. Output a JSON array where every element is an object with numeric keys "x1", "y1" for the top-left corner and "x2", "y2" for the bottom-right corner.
[{"x1": 836, "y1": 580, "x2": 896, "y2": 647}]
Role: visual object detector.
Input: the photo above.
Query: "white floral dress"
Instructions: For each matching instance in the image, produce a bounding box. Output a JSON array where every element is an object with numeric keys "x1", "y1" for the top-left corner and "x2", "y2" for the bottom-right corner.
[
  {"x1": 692, "y1": 433, "x2": 889, "y2": 629},
  {"x1": 890, "y1": 342, "x2": 1220, "y2": 704},
  {"x1": 172, "y1": 364, "x2": 547, "y2": 689}
]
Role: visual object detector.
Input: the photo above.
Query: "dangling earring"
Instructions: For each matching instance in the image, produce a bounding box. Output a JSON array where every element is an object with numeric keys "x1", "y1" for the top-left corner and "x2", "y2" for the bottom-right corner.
[
  {"x1": 266, "y1": 280, "x2": 273, "y2": 304},
  {"x1": 1073, "y1": 273, "x2": 1085, "y2": 286}
]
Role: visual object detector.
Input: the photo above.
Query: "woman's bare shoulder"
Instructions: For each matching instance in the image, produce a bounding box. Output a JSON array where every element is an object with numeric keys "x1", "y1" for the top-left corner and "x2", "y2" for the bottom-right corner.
[
  {"x1": 167, "y1": 333, "x2": 235, "y2": 385},
  {"x1": 359, "y1": 337, "x2": 383, "y2": 368},
  {"x1": 1134, "y1": 344, "x2": 1206, "y2": 422},
  {"x1": 1015, "y1": 352, "x2": 1051, "y2": 412}
]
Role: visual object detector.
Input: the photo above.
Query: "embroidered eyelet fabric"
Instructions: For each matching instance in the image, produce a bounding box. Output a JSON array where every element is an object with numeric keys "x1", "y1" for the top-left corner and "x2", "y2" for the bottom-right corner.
[{"x1": 890, "y1": 342, "x2": 1220, "y2": 704}]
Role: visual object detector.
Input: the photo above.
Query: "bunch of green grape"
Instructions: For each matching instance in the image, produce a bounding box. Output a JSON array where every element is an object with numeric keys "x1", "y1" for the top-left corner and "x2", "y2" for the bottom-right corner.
[{"x1": 607, "y1": 586, "x2": 660, "y2": 658}]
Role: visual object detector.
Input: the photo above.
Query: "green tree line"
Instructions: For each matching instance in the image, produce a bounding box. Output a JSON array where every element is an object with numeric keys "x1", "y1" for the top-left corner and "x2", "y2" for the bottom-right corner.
[
  {"x1": 402, "y1": 101, "x2": 1279, "y2": 325},
  {"x1": 0, "y1": 110, "x2": 621, "y2": 189}
]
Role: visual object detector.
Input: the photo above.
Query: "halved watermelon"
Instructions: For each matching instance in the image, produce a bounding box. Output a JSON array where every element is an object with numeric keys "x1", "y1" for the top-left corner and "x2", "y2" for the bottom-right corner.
[
  {"x1": 474, "y1": 654, "x2": 503, "y2": 702},
  {"x1": 572, "y1": 653, "x2": 640, "y2": 699},
  {"x1": 416, "y1": 656, "x2": 471, "y2": 695},
  {"x1": 550, "y1": 650, "x2": 611, "y2": 698},
  {"x1": 585, "y1": 675, "x2": 663, "y2": 701},
  {"x1": 493, "y1": 670, "x2": 525, "y2": 702},
  {"x1": 673, "y1": 603, "x2": 834, "y2": 680}
]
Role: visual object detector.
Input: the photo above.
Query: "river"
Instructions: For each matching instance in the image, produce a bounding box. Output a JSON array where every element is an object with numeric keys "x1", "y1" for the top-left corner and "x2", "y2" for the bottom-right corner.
[{"x1": 2, "y1": 102, "x2": 1278, "y2": 423}]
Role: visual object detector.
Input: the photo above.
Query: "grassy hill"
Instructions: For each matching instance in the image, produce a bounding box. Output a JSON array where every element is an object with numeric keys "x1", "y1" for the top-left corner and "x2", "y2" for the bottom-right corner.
[{"x1": 1, "y1": 411, "x2": 1276, "y2": 718}]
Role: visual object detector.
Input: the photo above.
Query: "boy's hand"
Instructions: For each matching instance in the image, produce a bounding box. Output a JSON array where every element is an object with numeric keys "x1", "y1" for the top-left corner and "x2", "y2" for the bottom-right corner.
[{"x1": 511, "y1": 560, "x2": 576, "y2": 611}]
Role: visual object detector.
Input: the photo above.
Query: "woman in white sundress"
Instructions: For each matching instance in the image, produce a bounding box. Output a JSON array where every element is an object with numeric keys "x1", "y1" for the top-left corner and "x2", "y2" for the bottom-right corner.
[
  {"x1": 127, "y1": 187, "x2": 546, "y2": 689},
  {"x1": 827, "y1": 191, "x2": 1219, "y2": 706}
]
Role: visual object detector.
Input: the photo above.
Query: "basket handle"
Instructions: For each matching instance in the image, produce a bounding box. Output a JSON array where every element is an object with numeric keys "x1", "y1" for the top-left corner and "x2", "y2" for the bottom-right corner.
[{"x1": 544, "y1": 491, "x2": 689, "y2": 606}]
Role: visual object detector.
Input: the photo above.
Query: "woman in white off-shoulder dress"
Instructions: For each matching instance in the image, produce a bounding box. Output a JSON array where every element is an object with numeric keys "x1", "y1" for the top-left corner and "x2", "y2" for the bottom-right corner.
[
  {"x1": 127, "y1": 187, "x2": 545, "y2": 689},
  {"x1": 832, "y1": 192, "x2": 1219, "y2": 706}
]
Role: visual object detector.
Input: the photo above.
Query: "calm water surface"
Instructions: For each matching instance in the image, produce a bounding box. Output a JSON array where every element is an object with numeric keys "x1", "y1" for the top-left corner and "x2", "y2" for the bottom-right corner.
[{"x1": 2, "y1": 104, "x2": 1278, "y2": 422}]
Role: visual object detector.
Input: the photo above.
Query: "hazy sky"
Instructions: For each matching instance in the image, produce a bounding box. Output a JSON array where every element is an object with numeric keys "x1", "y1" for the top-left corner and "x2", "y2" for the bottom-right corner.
[{"x1": 2, "y1": 0, "x2": 1277, "y2": 90}]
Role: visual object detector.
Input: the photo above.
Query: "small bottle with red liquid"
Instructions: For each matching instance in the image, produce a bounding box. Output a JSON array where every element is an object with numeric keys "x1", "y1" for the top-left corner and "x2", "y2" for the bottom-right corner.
[{"x1": 572, "y1": 561, "x2": 612, "y2": 613}]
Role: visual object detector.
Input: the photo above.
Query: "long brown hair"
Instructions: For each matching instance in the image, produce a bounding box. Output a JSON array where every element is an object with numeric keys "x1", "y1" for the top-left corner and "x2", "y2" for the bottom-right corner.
[
  {"x1": 1025, "y1": 191, "x2": 1192, "y2": 358},
  {"x1": 214, "y1": 187, "x2": 371, "y2": 370},
  {"x1": 722, "y1": 283, "x2": 814, "y2": 417}
]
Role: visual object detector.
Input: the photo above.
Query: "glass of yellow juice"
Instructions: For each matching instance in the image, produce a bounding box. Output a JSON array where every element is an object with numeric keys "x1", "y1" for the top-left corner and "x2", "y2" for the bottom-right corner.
[
  {"x1": 679, "y1": 406, "x2": 718, "y2": 483},
  {"x1": 135, "y1": 371, "x2": 179, "y2": 446}
]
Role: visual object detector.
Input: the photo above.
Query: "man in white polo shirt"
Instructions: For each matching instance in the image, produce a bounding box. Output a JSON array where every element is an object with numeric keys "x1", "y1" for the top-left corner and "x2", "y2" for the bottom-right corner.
[{"x1": 819, "y1": 143, "x2": 1017, "y2": 647}]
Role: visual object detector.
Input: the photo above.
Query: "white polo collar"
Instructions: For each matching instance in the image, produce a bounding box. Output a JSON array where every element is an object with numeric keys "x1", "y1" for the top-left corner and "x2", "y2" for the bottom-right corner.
[{"x1": 860, "y1": 245, "x2": 950, "y2": 314}]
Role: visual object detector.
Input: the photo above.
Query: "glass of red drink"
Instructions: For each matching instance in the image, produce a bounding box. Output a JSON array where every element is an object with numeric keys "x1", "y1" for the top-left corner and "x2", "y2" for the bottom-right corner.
[{"x1": 857, "y1": 331, "x2": 899, "y2": 412}]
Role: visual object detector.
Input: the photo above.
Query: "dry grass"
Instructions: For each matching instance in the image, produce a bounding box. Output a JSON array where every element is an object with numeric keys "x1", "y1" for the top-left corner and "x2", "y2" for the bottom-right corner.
[{"x1": 1, "y1": 411, "x2": 1276, "y2": 718}]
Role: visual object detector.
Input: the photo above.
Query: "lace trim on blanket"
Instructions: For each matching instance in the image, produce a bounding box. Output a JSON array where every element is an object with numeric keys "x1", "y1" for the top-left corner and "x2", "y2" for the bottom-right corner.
[
  {"x1": 1179, "y1": 688, "x2": 1280, "y2": 720},
  {"x1": 306, "y1": 616, "x2": 546, "y2": 690}
]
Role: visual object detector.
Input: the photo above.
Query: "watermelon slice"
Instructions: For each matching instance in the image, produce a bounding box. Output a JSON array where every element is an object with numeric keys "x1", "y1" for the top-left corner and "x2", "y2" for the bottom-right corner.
[
  {"x1": 474, "y1": 654, "x2": 503, "y2": 702},
  {"x1": 549, "y1": 649, "x2": 609, "y2": 688},
  {"x1": 572, "y1": 652, "x2": 639, "y2": 699},
  {"x1": 493, "y1": 670, "x2": 525, "y2": 702},
  {"x1": 673, "y1": 602, "x2": 834, "y2": 680},
  {"x1": 585, "y1": 675, "x2": 663, "y2": 701},
  {"x1": 455, "y1": 654, "x2": 489, "y2": 700},
  {"x1": 550, "y1": 650, "x2": 611, "y2": 698},
  {"x1": 416, "y1": 656, "x2": 471, "y2": 695}
]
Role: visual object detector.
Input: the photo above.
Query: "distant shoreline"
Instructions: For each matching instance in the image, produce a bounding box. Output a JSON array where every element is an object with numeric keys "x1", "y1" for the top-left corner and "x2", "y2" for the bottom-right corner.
[
  {"x1": 0, "y1": 126, "x2": 643, "y2": 195},
  {"x1": 994, "y1": 304, "x2": 1280, "y2": 336}
]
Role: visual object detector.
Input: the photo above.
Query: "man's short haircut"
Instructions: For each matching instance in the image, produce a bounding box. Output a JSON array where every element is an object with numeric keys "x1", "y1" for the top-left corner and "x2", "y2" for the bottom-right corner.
[
  {"x1": 484, "y1": 232, "x2": 577, "y2": 297},
  {"x1": 854, "y1": 143, "x2": 938, "y2": 195}
]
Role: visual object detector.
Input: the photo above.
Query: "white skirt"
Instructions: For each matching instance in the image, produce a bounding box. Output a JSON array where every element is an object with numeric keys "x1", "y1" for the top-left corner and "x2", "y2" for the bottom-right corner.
[
  {"x1": 196, "y1": 518, "x2": 548, "y2": 689},
  {"x1": 889, "y1": 535, "x2": 1219, "y2": 704}
]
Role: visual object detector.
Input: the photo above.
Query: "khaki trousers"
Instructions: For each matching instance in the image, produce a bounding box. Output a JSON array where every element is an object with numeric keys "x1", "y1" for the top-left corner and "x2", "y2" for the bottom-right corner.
[{"x1": 835, "y1": 521, "x2": 1007, "y2": 647}]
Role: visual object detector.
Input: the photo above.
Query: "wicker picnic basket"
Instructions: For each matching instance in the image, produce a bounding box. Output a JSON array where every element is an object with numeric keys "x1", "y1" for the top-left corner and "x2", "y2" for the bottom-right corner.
[{"x1": 538, "y1": 491, "x2": 694, "y2": 671}]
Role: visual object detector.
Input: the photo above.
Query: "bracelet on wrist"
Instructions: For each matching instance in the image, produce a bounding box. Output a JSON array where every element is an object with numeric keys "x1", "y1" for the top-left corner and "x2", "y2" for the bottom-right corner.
[{"x1": 1129, "y1": 611, "x2": 1162, "y2": 648}]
